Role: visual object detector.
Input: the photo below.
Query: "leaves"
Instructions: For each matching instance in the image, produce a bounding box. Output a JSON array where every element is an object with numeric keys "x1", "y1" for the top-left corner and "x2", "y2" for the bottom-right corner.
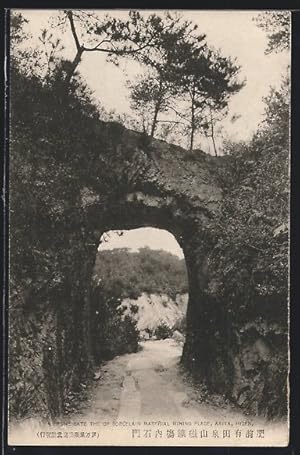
[
  {"x1": 127, "y1": 15, "x2": 244, "y2": 147},
  {"x1": 94, "y1": 247, "x2": 188, "y2": 300},
  {"x1": 9, "y1": 37, "x2": 125, "y2": 420},
  {"x1": 209, "y1": 75, "x2": 289, "y2": 325},
  {"x1": 255, "y1": 11, "x2": 290, "y2": 54}
]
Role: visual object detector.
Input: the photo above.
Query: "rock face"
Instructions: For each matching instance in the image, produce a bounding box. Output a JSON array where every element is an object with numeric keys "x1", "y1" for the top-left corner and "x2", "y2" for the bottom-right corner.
[
  {"x1": 81, "y1": 124, "x2": 286, "y2": 417},
  {"x1": 120, "y1": 293, "x2": 188, "y2": 335},
  {"x1": 10, "y1": 120, "x2": 287, "y2": 420}
]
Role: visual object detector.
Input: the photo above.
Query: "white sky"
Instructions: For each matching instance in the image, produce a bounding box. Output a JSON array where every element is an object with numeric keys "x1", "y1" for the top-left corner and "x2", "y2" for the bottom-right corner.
[
  {"x1": 99, "y1": 228, "x2": 184, "y2": 259},
  {"x1": 81, "y1": 10, "x2": 290, "y2": 146},
  {"x1": 17, "y1": 10, "x2": 290, "y2": 256},
  {"x1": 19, "y1": 9, "x2": 290, "y2": 146}
]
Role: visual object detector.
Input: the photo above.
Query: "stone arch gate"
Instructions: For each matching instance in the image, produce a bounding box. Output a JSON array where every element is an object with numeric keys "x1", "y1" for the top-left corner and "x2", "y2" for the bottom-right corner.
[
  {"x1": 70, "y1": 124, "x2": 253, "y2": 413},
  {"x1": 11, "y1": 123, "x2": 281, "y2": 419}
]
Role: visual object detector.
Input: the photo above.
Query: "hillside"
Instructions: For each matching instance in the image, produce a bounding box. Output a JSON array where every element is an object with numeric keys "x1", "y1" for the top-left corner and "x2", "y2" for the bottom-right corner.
[
  {"x1": 93, "y1": 247, "x2": 188, "y2": 299},
  {"x1": 93, "y1": 247, "x2": 188, "y2": 338}
]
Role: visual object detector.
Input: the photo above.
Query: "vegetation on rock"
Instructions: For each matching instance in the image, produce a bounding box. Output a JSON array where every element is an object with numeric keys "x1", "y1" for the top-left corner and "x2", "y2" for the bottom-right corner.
[
  {"x1": 90, "y1": 287, "x2": 139, "y2": 364},
  {"x1": 8, "y1": 10, "x2": 289, "y2": 422},
  {"x1": 196, "y1": 74, "x2": 289, "y2": 418}
]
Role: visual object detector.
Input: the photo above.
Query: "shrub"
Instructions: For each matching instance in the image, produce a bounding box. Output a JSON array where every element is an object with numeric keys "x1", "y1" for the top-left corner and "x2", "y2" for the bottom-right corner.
[
  {"x1": 90, "y1": 287, "x2": 139, "y2": 363},
  {"x1": 154, "y1": 322, "x2": 173, "y2": 340}
]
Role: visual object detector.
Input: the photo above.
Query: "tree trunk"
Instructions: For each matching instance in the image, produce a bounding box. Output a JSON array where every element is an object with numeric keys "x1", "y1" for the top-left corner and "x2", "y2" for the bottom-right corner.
[
  {"x1": 64, "y1": 48, "x2": 84, "y2": 86},
  {"x1": 190, "y1": 121, "x2": 195, "y2": 152},
  {"x1": 150, "y1": 103, "x2": 160, "y2": 137},
  {"x1": 210, "y1": 109, "x2": 218, "y2": 156},
  {"x1": 211, "y1": 133, "x2": 217, "y2": 157},
  {"x1": 189, "y1": 88, "x2": 196, "y2": 152},
  {"x1": 150, "y1": 78, "x2": 164, "y2": 138}
]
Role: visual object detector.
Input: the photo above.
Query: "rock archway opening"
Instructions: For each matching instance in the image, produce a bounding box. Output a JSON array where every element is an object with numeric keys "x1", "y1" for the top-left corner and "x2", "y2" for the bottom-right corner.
[{"x1": 90, "y1": 227, "x2": 190, "y2": 365}]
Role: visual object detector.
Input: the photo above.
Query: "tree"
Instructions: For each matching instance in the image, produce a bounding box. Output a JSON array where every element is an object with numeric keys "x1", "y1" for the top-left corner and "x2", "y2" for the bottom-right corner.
[
  {"x1": 201, "y1": 107, "x2": 228, "y2": 156},
  {"x1": 255, "y1": 11, "x2": 290, "y2": 54},
  {"x1": 127, "y1": 13, "x2": 204, "y2": 137},
  {"x1": 261, "y1": 73, "x2": 289, "y2": 137},
  {"x1": 208, "y1": 73, "x2": 289, "y2": 416},
  {"x1": 94, "y1": 247, "x2": 188, "y2": 299},
  {"x1": 10, "y1": 12, "x2": 28, "y2": 43},
  {"x1": 127, "y1": 16, "x2": 244, "y2": 147},
  {"x1": 10, "y1": 12, "x2": 43, "y2": 79},
  {"x1": 9, "y1": 13, "x2": 132, "y2": 419},
  {"x1": 53, "y1": 10, "x2": 194, "y2": 86},
  {"x1": 202, "y1": 107, "x2": 219, "y2": 156},
  {"x1": 128, "y1": 70, "x2": 182, "y2": 136},
  {"x1": 173, "y1": 45, "x2": 244, "y2": 151}
]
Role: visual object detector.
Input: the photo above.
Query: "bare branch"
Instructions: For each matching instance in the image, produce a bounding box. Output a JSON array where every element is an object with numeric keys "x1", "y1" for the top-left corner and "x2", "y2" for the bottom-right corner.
[
  {"x1": 83, "y1": 37, "x2": 117, "y2": 52},
  {"x1": 82, "y1": 47, "x2": 116, "y2": 54},
  {"x1": 76, "y1": 10, "x2": 100, "y2": 23},
  {"x1": 157, "y1": 119, "x2": 185, "y2": 125},
  {"x1": 168, "y1": 105, "x2": 189, "y2": 122},
  {"x1": 66, "y1": 10, "x2": 82, "y2": 52}
]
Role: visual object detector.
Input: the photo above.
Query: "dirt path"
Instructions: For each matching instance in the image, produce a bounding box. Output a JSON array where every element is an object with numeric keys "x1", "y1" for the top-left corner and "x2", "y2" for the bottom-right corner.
[
  {"x1": 73, "y1": 339, "x2": 226, "y2": 421},
  {"x1": 118, "y1": 339, "x2": 188, "y2": 420},
  {"x1": 9, "y1": 339, "x2": 288, "y2": 446},
  {"x1": 72, "y1": 339, "x2": 286, "y2": 426}
]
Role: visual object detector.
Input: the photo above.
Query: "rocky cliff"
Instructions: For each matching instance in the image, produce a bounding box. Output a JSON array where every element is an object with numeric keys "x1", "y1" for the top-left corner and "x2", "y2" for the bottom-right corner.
[{"x1": 120, "y1": 293, "x2": 188, "y2": 336}]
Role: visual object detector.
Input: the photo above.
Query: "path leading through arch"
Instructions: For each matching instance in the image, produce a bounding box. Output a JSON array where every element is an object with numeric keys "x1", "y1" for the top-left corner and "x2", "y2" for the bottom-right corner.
[{"x1": 59, "y1": 339, "x2": 286, "y2": 446}]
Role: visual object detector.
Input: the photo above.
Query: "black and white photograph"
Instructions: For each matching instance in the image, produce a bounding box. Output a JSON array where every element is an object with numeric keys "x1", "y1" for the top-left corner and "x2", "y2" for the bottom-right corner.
[{"x1": 7, "y1": 9, "x2": 290, "y2": 446}]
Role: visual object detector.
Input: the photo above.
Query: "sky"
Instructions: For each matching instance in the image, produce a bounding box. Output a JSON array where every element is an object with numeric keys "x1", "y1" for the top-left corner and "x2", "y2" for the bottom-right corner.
[
  {"x1": 17, "y1": 9, "x2": 290, "y2": 257},
  {"x1": 19, "y1": 9, "x2": 290, "y2": 147},
  {"x1": 99, "y1": 228, "x2": 185, "y2": 259}
]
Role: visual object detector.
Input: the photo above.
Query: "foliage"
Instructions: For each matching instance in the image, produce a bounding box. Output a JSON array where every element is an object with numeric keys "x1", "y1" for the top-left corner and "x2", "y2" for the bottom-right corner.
[
  {"x1": 211, "y1": 74, "x2": 289, "y2": 318},
  {"x1": 9, "y1": 10, "x2": 289, "y2": 421},
  {"x1": 10, "y1": 12, "x2": 45, "y2": 80},
  {"x1": 154, "y1": 323, "x2": 173, "y2": 340},
  {"x1": 90, "y1": 288, "x2": 139, "y2": 363},
  {"x1": 10, "y1": 12, "x2": 29, "y2": 43},
  {"x1": 47, "y1": 10, "x2": 202, "y2": 85},
  {"x1": 127, "y1": 15, "x2": 245, "y2": 148},
  {"x1": 127, "y1": 13, "x2": 204, "y2": 137},
  {"x1": 9, "y1": 14, "x2": 128, "y2": 420},
  {"x1": 255, "y1": 11, "x2": 290, "y2": 54},
  {"x1": 9, "y1": 301, "x2": 48, "y2": 419},
  {"x1": 9, "y1": 12, "x2": 191, "y2": 420},
  {"x1": 13, "y1": 9, "x2": 244, "y2": 151},
  {"x1": 205, "y1": 75, "x2": 289, "y2": 417},
  {"x1": 93, "y1": 247, "x2": 188, "y2": 300},
  {"x1": 128, "y1": 70, "x2": 179, "y2": 136},
  {"x1": 178, "y1": 46, "x2": 244, "y2": 151}
]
